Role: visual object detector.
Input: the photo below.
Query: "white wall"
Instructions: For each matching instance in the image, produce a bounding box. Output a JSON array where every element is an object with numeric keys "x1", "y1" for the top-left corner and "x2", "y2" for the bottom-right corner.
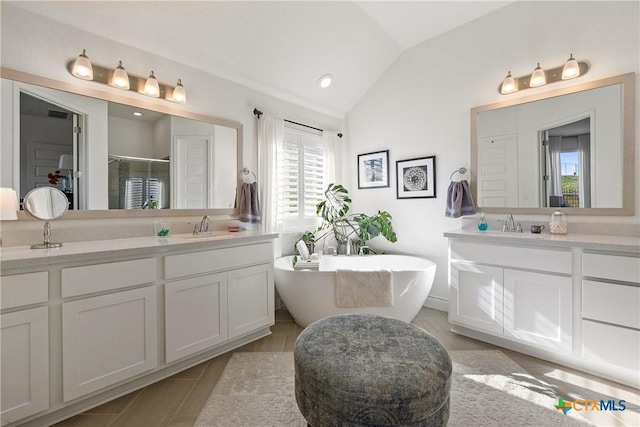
[
  {"x1": 0, "y1": 2, "x2": 344, "y2": 182},
  {"x1": 346, "y1": 1, "x2": 640, "y2": 306},
  {"x1": 108, "y1": 116, "x2": 154, "y2": 158}
]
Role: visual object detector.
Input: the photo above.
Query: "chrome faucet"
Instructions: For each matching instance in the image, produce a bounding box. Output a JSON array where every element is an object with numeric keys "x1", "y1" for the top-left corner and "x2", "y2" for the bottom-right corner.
[
  {"x1": 346, "y1": 237, "x2": 352, "y2": 256},
  {"x1": 193, "y1": 215, "x2": 211, "y2": 235},
  {"x1": 502, "y1": 214, "x2": 522, "y2": 232}
]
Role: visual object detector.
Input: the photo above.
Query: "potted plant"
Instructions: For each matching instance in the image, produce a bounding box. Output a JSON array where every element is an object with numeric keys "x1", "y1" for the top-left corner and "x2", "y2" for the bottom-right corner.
[{"x1": 314, "y1": 183, "x2": 397, "y2": 254}]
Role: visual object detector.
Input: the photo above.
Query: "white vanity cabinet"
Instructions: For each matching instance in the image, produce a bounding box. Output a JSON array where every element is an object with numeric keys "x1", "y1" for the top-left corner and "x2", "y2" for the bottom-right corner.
[
  {"x1": 61, "y1": 258, "x2": 158, "y2": 402},
  {"x1": 164, "y1": 242, "x2": 274, "y2": 362},
  {"x1": 449, "y1": 240, "x2": 573, "y2": 353},
  {"x1": 165, "y1": 273, "x2": 228, "y2": 363},
  {"x1": 0, "y1": 272, "x2": 49, "y2": 424},
  {"x1": 0, "y1": 232, "x2": 277, "y2": 427},
  {"x1": 445, "y1": 230, "x2": 640, "y2": 388},
  {"x1": 581, "y1": 252, "x2": 640, "y2": 373}
]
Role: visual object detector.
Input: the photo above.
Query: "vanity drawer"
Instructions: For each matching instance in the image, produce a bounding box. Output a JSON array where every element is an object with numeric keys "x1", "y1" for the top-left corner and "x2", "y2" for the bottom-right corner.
[
  {"x1": 1, "y1": 272, "x2": 48, "y2": 309},
  {"x1": 450, "y1": 241, "x2": 571, "y2": 274},
  {"x1": 165, "y1": 242, "x2": 273, "y2": 280},
  {"x1": 62, "y1": 258, "x2": 157, "y2": 298},
  {"x1": 582, "y1": 280, "x2": 640, "y2": 329},
  {"x1": 582, "y1": 320, "x2": 639, "y2": 372},
  {"x1": 582, "y1": 252, "x2": 640, "y2": 283}
]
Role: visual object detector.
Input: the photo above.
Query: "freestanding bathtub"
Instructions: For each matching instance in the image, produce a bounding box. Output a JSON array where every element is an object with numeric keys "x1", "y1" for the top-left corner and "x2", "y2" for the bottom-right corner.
[{"x1": 274, "y1": 254, "x2": 436, "y2": 327}]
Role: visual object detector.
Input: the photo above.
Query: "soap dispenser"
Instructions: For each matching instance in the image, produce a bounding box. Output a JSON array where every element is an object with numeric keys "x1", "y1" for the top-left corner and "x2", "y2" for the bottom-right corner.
[{"x1": 477, "y1": 213, "x2": 488, "y2": 231}]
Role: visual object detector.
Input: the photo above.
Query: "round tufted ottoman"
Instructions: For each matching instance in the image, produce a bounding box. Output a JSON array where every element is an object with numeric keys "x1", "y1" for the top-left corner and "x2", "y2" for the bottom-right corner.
[{"x1": 294, "y1": 314, "x2": 452, "y2": 427}]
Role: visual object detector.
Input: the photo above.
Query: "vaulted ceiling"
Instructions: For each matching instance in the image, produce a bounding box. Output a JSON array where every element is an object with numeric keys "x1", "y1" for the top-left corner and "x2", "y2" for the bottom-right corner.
[{"x1": 10, "y1": 1, "x2": 513, "y2": 117}]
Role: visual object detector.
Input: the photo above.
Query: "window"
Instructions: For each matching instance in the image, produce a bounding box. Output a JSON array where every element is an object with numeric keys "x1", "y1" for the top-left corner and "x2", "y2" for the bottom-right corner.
[{"x1": 277, "y1": 123, "x2": 324, "y2": 229}]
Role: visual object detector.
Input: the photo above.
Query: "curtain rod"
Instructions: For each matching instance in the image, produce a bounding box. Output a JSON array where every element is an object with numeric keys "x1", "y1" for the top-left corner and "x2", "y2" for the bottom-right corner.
[{"x1": 253, "y1": 107, "x2": 343, "y2": 138}]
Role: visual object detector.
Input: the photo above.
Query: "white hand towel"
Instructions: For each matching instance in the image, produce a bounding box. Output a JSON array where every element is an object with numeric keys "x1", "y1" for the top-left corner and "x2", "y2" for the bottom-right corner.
[
  {"x1": 335, "y1": 269, "x2": 393, "y2": 308},
  {"x1": 296, "y1": 240, "x2": 310, "y2": 260}
]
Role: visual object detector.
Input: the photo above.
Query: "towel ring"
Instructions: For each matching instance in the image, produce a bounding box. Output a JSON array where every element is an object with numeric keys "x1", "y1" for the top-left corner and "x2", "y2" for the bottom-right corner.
[
  {"x1": 241, "y1": 167, "x2": 257, "y2": 183},
  {"x1": 449, "y1": 167, "x2": 467, "y2": 181}
]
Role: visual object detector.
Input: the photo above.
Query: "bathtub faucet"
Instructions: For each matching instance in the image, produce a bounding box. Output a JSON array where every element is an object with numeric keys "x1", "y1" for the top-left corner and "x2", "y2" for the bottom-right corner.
[
  {"x1": 346, "y1": 237, "x2": 352, "y2": 256},
  {"x1": 358, "y1": 245, "x2": 369, "y2": 256}
]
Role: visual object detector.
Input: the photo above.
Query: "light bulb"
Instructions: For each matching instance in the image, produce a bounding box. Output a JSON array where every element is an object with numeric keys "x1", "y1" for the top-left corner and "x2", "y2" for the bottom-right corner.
[
  {"x1": 318, "y1": 74, "x2": 333, "y2": 88},
  {"x1": 172, "y1": 79, "x2": 186, "y2": 104},
  {"x1": 500, "y1": 71, "x2": 517, "y2": 94},
  {"x1": 562, "y1": 54, "x2": 580, "y2": 80},
  {"x1": 110, "y1": 61, "x2": 130, "y2": 90},
  {"x1": 529, "y1": 63, "x2": 546, "y2": 88},
  {"x1": 144, "y1": 71, "x2": 160, "y2": 97},
  {"x1": 71, "y1": 49, "x2": 93, "y2": 80}
]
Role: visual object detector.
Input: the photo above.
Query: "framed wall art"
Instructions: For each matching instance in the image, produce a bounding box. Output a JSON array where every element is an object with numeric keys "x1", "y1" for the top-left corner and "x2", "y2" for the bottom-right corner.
[
  {"x1": 357, "y1": 150, "x2": 389, "y2": 189},
  {"x1": 396, "y1": 155, "x2": 436, "y2": 199}
]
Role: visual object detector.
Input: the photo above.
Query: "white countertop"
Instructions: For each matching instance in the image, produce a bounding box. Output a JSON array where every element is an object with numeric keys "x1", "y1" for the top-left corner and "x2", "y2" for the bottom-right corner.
[
  {"x1": 0, "y1": 230, "x2": 278, "y2": 271},
  {"x1": 444, "y1": 229, "x2": 640, "y2": 253}
]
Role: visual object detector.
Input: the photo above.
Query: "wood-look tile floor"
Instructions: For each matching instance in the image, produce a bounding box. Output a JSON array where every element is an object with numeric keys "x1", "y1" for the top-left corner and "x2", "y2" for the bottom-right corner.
[{"x1": 55, "y1": 308, "x2": 639, "y2": 427}]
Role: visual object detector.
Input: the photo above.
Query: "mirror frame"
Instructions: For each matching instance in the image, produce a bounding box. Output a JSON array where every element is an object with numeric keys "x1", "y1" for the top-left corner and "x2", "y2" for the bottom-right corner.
[
  {"x1": 470, "y1": 72, "x2": 635, "y2": 216},
  {"x1": 1, "y1": 67, "x2": 244, "y2": 219}
]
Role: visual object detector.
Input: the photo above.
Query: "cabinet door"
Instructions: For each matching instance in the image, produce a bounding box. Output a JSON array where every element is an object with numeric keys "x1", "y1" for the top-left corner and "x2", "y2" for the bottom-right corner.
[
  {"x1": 449, "y1": 263, "x2": 503, "y2": 334},
  {"x1": 165, "y1": 273, "x2": 228, "y2": 363},
  {"x1": 228, "y1": 264, "x2": 274, "y2": 339},
  {"x1": 62, "y1": 286, "x2": 157, "y2": 402},
  {"x1": 1, "y1": 307, "x2": 49, "y2": 423},
  {"x1": 503, "y1": 270, "x2": 572, "y2": 352}
]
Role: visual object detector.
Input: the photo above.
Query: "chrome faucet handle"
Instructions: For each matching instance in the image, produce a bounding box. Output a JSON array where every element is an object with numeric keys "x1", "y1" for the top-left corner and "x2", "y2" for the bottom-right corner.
[{"x1": 359, "y1": 245, "x2": 369, "y2": 256}]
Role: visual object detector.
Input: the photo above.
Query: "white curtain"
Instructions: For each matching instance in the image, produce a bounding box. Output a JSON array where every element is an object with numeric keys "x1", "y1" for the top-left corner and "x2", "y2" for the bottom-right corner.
[
  {"x1": 322, "y1": 131, "x2": 338, "y2": 188},
  {"x1": 548, "y1": 136, "x2": 563, "y2": 198},
  {"x1": 578, "y1": 133, "x2": 591, "y2": 208},
  {"x1": 257, "y1": 112, "x2": 284, "y2": 233}
]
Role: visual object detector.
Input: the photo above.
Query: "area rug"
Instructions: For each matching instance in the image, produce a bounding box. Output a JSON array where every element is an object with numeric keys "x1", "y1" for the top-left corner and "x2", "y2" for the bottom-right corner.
[{"x1": 195, "y1": 350, "x2": 595, "y2": 426}]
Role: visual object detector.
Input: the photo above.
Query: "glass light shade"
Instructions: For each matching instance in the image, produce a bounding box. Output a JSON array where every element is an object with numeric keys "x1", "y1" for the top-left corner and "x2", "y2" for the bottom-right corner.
[
  {"x1": 71, "y1": 49, "x2": 93, "y2": 80},
  {"x1": 0, "y1": 188, "x2": 19, "y2": 220},
  {"x1": 110, "y1": 61, "x2": 130, "y2": 89},
  {"x1": 500, "y1": 71, "x2": 517, "y2": 94},
  {"x1": 59, "y1": 154, "x2": 73, "y2": 170},
  {"x1": 144, "y1": 71, "x2": 160, "y2": 97},
  {"x1": 529, "y1": 63, "x2": 546, "y2": 87},
  {"x1": 562, "y1": 54, "x2": 580, "y2": 80},
  {"x1": 172, "y1": 79, "x2": 186, "y2": 104},
  {"x1": 318, "y1": 74, "x2": 333, "y2": 88}
]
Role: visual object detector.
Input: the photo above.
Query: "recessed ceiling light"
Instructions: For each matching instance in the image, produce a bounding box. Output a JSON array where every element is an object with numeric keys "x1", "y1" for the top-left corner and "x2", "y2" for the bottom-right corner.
[
  {"x1": 133, "y1": 111, "x2": 143, "y2": 117},
  {"x1": 318, "y1": 74, "x2": 333, "y2": 88}
]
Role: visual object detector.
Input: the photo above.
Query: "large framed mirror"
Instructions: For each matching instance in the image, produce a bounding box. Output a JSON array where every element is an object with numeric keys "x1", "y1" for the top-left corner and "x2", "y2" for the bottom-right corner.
[
  {"x1": 470, "y1": 73, "x2": 635, "y2": 216},
  {"x1": 1, "y1": 67, "x2": 243, "y2": 219}
]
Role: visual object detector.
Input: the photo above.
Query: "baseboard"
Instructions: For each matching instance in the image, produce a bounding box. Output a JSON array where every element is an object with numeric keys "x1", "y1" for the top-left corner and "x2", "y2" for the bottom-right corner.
[{"x1": 423, "y1": 296, "x2": 448, "y2": 312}]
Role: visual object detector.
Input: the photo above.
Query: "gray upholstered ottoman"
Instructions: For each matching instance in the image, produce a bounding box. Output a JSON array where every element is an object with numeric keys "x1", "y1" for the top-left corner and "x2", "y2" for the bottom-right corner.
[{"x1": 294, "y1": 314, "x2": 452, "y2": 427}]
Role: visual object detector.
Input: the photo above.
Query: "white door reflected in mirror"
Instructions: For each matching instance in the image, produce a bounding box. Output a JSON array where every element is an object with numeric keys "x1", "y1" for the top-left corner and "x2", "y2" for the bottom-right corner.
[{"x1": 22, "y1": 186, "x2": 69, "y2": 248}]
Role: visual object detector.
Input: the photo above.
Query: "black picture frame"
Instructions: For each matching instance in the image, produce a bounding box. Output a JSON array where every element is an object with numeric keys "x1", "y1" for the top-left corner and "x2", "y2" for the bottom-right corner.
[
  {"x1": 396, "y1": 155, "x2": 436, "y2": 199},
  {"x1": 357, "y1": 150, "x2": 390, "y2": 189}
]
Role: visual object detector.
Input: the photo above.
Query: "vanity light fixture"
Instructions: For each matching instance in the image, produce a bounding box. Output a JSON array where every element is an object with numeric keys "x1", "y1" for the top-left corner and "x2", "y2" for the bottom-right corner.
[
  {"x1": 144, "y1": 71, "x2": 160, "y2": 97},
  {"x1": 110, "y1": 61, "x2": 130, "y2": 90},
  {"x1": 172, "y1": 79, "x2": 187, "y2": 104},
  {"x1": 68, "y1": 50, "x2": 187, "y2": 104},
  {"x1": 500, "y1": 71, "x2": 517, "y2": 94},
  {"x1": 529, "y1": 63, "x2": 546, "y2": 88},
  {"x1": 562, "y1": 53, "x2": 580, "y2": 80},
  {"x1": 71, "y1": 49, "x2": 93, "y2": 80},
  {"x1": 318, "y1": 74, "x2": 333, "y2": 88},
  {"x1": 499, "y1": 54, "x2": 588, "y2": 95}
]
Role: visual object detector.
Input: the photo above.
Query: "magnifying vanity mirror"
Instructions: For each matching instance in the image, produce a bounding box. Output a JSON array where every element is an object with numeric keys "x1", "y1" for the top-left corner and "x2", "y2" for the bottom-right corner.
[
  {"x1": 1, "y1": 67, "x2": 243, "y2": 218},
  {"x1": 22, "y1": 186, "x2": 69, "y2": 248},
  {"x1": 471, "y1": 73, "x2": 635, "y2": 216}
]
